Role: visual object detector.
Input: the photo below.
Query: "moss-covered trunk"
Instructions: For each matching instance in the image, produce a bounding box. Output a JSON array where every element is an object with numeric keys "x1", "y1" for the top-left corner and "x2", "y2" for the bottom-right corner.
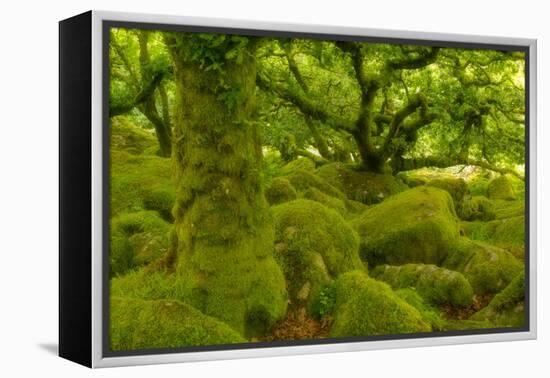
[
  {"x1": 352, "y1": 129, "x2": 385, "y2": 173},
  {"x1": 168, "y1": 35, "x2": 287, "y2": 336}
]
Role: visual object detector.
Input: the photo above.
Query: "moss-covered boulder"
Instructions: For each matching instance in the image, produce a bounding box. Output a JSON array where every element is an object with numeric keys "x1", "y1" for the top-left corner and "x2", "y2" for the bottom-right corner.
[
  {"x1": 459, "y1": 195, "x2": 496, "y2": 221},
  {"x1": 265, "y1": 177, "x2": 298, "y2": 206},
  {"x1": 490, "y1": 216, "x2": 525, "y2": 258},
  {"x1": 492, "y1": 199, "x2": 525, "y2": 220},
  {"x1": 443, "y1": 238, "x2": 522, "y2": 295},
  {"x1": 487, "y1": 175, "x2": 516, "y2": 200},
  {"x1": 110, "y1": 211, "x2": 172, "y2": 275},
  {"x1": 316, "y1": 163, "x2": 407, "y2": 204},
  {"x1": 460, "y1": 215, "x2": 525, "y2": 260},
  {"x1": 371, "y1": 264, "x2": 473, "y2": 307},
  {"x1": 110, "y1": 150, "x2": 175, "y2": 217},
  {"x1": 467, "y1": 175, "x2": 490, "y2": 197},
  {"x1": 142, "y1": 188, "x2": 175, "y2": 222},
  {"x1": 426, "y1": 177, "x2": 468, "y2": 207},
  {"x1": 302, "y1": 187, "x2": 348, "y2": 216},
  {"x1": 470, "y1": 271, "x2": 525, "y2": 327},
  {"x1": 110, "y1": 297, "x2": 245, "y2": 350},
  {"x1": 350, "y1": 187, "x2": 460, "y2": 266},
  {"x1": 442, "y1": 319, "x2": 493, "y2": 331},
  {"x1": 285, "y1": 169, "x2": 346, "y2": 200},
  {"x1": 280, "y1": 158, "x2": 316, "y2": 176},
  {"x1": 395, "y1": 288, "x2": 445, "y2": 331},
  {"x1": 110, "y1": 117, "x2": 176, "y2": 218},
  {"x1": 271, "y1": 200, "x2": 363, "y2": 309},
  {"x1": 110, "y1": 116, "x2": 157, "y2": 155},
  {"x1": 111, "y1": 267, "x2": 179, "y2": 301},
  {"x1": 330, "y1": 271, "x2": 430, "y2": 337}
]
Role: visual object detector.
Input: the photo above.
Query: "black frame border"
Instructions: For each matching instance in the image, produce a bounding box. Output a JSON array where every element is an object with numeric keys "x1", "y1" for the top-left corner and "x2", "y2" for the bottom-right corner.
[{"x1": 101, "y1": 19, "x2": 531, "y2": 359}]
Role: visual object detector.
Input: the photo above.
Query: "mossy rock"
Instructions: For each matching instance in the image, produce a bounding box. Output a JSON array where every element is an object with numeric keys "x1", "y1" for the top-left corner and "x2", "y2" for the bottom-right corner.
[
  {"x1": 471, "y1": 270, "x2": 525, "y2": 327},
  {"x1": 111, "y1": 268, "x2": 180, "y2": 301},
  {"x1": 395, "y1": 288, "x2": 445, "y2": 331},
  {"x1": 110, "y1": 297, "x2": 245, "y2": 350},
  {"x1": 398, "y1": 168, "x2": 461, "y2": 188},
  {"x1": 487, "y1": 175, "x2": 516, "y2": 200},
  {"x1": 460, "y1": 216, "x2": 525, "y2": 260},
  {"x1": 443, "y1": 238, "x2": 522, "y2": 295},
  {"x1": 459, "y1": 195, "x2": 496, "y2": 221},
  {"x1": 344, "y1": 199, "x2": 369, "y2": 215},
  {"x1": 110, "y1": 117, "x2": 157, "y2": 155},
  {"x1": 110, "y1": 211, "x2": 172, "y2": 276},
  {"x1": 142, "y1": 188, "x2": 175, "y2": 222},
  {"x1": 426, "y1": 177, "x2": 468, "y2": 207},
  {"x1": 285, "y1": 169, "x2": 346, "y2": 200},
  {"x1": 280, "y1": 158, "x2": 316, "y2": 176},
  {"x1": 490, "y1": 216, "x2": 525, "y2": 259},
  {"x1": 467, "y1": 176, "x2": 490, "y2": 197},
  {"x1": 330, "y1": 271, "x2": 431, "y2": 337},
  {"x1": 316, "y1": 163, "x2": 407, "y2": 204},
  {"x1": 265, "y1": 177, "x2": 298, "y2": 206},
  {"x1": 371, "y1": 264, "x2": 473, "y2": 307},
  {"x1": 350, "y1": 186, "x2": 460, "y2": 267},
  {"x1": 110, "y1": 150, "x2": 174, "y2": 217},
  {"x1": 442, "y1": 319, "x2": 493, "y2": 331},
  {"x1": 271, "y1": 200, "x2": 363, "y2": 309},
  {"x1": 492, "y1": 199, "x2": 525, "y2": 220},
  {"x1": 302, "y1": 187, "x2": 348, "y2": 216}
]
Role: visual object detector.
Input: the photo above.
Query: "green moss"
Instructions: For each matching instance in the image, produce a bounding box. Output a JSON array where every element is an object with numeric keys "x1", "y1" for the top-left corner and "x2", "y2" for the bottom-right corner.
[
  {"x1": 271, "y1": 200, "x2": 363, "y2": 309},
  {"x1": 426, "y1": 177, "x2": 468, "y2": 207},
  {"x1": 110, "y1": 116, "x2": 157, "y2": 155},
  {"x1": 175, "y1": 221, "x2": 288, "y2": 337},
  {"x1": 344, "y1": 199, "x2": 369, "y2": 215},
  {"x1": 460, "y1": 216, "x2": 525, "y2": 260},
  {"x1": 460, "y1": 221, "x2": 494, "y2": 242},
  {"x1": 110, "y1": 211, "x2": 172, "y2": 276},
  {"x1": 351, "y1": 187, "x2": 460, "y2": 266},
  {"x1": 487, "y1": 175, "x2": 516, "y2": 200},
  {"x1": 142, "y1": 188, "x2": 175, "y2": 222},
  {"x1": 168, "y1": 46, "x2": 290, "y2": 338},
  {"x1": 490, "y1": 216, "x2": 525, "y2": 259},
  {"x1": 302, "y1": 187, "x2": 348, "y2": 216},
  {"x1": 110, "y1": 150, "x2": 174, "y2": 217},
  {"x1": 459, "y1": 195, "x2": 496, "y2": 221},
  {"x1": 285, "y1": 169, "x2": 346, "y2": 200},
  {"x1": 265, "y1": 177, "x2": 297, "y2": 205},
  {"x1": 471, "y1": 271, "x2": 525, "y2": 327},
  {"x1": 279, "y1": 158, "x2": 316, "y2": 176},
  {"x1": 467, "y1": 176, "x2": 490, "y2": 197},
  {"x1": 442, "y1": 319, "x2": 493, "y2": 331},
  {"x1": 330, "y1": 271, "x2": 430, "y2": 337},
  {"x1": 110, "y1": 296, "x2": 245, "y2": 350},
  {"x1": 492, "y1": 199, "x2": 525, "y2": 220},
  {"x1": 443, "y1": 238, "x2": 522, "y2": 295},
  {"x1": 113, "y1": 210, "x2": 171, "y2": 235},
  {"x1": 110, "y1": 234, "x2": 134, "y2": 277},
  {"x1": 371, "y1": 264, "x2": 473, "y2": 307},
  {"x1": 111, "y1": 267, "x2": 182, "y2": 301},
  {"x1": 316, "y1": 163, "x2": 407, "y2": 204},
  {"x1": 395, "y1": 288, "x2": 445, "y2": 331}
]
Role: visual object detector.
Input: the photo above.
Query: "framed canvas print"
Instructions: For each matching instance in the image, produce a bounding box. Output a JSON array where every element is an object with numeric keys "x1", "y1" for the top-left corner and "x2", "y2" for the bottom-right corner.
[{"x1": 59, "y1": 10, "x2": 537, "y2": 368}]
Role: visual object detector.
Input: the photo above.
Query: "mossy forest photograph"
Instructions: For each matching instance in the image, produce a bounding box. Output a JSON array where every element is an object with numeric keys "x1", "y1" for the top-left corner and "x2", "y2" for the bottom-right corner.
[{"x1": 108, "y1": 26, "x2": 527, "y2": 352}]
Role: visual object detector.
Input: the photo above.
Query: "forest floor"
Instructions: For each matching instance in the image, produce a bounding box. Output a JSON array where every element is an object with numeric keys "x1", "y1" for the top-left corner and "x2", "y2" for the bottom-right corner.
[{"x1": 108, "y1": 118, "x2": 526, "y2": 350}]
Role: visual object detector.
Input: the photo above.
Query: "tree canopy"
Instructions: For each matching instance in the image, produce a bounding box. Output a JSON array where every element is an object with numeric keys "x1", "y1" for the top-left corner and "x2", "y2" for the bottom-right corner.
[{"x1": 109, "y1": 29, "x2": 525, "y2": 178}]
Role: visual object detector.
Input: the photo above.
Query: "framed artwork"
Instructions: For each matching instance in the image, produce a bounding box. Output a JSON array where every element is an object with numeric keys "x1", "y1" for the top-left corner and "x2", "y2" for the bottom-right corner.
[{"x1": 59, "y1": 10, "x2": 537, "y2": 368}]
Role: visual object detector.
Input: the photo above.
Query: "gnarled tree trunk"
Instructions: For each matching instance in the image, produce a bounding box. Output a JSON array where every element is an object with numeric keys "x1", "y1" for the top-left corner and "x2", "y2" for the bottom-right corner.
[{"x1": 167, "y1": 35, "x2": 287, "y2": 336}]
